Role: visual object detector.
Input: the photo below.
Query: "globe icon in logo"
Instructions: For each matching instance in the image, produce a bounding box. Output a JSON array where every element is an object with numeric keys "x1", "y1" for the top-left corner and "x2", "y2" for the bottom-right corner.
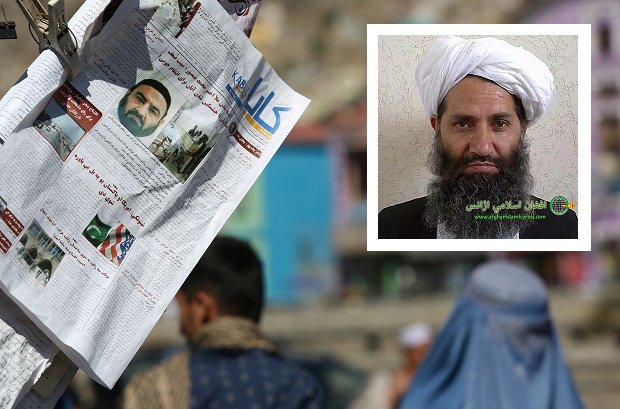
[{"x1": 550, "y1": 196, "x2": 569, "y2": 216}]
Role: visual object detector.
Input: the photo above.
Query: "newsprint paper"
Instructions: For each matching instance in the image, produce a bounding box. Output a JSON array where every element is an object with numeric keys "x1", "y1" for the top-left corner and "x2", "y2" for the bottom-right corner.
[{"x1": 0, "y1": 0, "x2": 308, "y2": 390}]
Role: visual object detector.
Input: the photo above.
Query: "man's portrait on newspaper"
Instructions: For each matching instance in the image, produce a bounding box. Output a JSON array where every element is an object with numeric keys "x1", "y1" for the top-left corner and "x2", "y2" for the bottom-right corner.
[{"x1": 117, "y1": 78, "x2": 172, "y2": 138}]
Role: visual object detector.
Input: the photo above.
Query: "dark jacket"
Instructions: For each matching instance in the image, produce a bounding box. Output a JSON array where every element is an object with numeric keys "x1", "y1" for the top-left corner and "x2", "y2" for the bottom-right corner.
[
  {"x1": 123, "y1": 317, "x2": 324, "y2": 409},
  {"x1": 378, "y1": 196, "x2": 578, "y2": 239}
]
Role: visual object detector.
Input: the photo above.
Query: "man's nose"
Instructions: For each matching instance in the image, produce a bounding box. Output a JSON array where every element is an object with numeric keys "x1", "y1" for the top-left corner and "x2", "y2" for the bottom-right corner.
[
  {"x1": 136, "y1": 104, "x2": 149, "y2": 118},
  {"x1": 468, "y1": 126, "x2": 495, "y2": 157}
]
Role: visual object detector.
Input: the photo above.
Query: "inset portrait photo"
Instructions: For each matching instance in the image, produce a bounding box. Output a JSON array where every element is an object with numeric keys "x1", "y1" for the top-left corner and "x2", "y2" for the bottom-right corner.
[
  {"x1": 83, "y1": 207, "x2": 135, "y2": 266},
  {"x1": 13, "y1": 221, "x2": 65, "y2": 286},
  {"x1": 367, "y1": 25, "x2": 591, "y2": 251},
  {"x1": 114, "y1": 72, "x2": 186, "y2": 147}
]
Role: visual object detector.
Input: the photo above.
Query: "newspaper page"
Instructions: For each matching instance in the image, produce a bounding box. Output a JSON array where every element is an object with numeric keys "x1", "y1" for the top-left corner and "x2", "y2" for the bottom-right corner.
[
  {"x1": 16, "y1": 353, "x2": 77, "y2": 409},
  {"x1": 216, "y1": 0, "x2": 262, "y2": 36},
  {"x1": 0, "y1": 0, "x2": 259, "y2": 145},
  {"x1": 0, "y1": 0, "x2": 309, "y2": 388},
  {"x1": 0, "y1": 294, "x2": 59, "y2": 409}
]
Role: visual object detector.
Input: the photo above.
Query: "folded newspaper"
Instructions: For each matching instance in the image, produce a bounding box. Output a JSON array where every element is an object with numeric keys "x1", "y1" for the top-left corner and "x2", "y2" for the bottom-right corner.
[{"x1": 0, "y1": 0, "x2": 308, "y2": 389}]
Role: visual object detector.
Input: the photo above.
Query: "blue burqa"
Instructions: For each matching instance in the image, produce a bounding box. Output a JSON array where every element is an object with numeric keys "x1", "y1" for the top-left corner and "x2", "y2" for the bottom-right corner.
[{"x1": 398, "y1": 261, "x2": 585, "y2": 409}]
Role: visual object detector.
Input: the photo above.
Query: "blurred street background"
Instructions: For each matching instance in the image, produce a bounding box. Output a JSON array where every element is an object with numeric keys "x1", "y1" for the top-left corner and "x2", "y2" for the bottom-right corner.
[{"x1": 1, "y1": 0, "x2": 620, "y2": 408}]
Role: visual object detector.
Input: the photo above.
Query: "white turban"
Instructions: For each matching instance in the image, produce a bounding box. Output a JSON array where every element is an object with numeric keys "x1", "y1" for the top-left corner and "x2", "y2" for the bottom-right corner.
[
  {"x1": 416, "y1": 36, "x2": 555, "y2": 125},
  {"x1": 398, "y1": 323, "x2": 432, "y2": 348}
]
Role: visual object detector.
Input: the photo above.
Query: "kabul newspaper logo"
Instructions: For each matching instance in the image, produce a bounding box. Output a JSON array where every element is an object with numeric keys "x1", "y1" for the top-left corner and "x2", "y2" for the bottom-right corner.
[{"x1": 226, "y1": 70, "x2": 291, "y2": 139}]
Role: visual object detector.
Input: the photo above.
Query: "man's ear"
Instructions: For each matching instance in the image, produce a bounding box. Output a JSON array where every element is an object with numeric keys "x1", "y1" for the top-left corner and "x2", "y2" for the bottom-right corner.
[
  {"x1": 193, "y1": 290, "x2": 219, "y2": 324},
  {"x1": 430, "y1": 116, "x2": 438, "y2": 131}
]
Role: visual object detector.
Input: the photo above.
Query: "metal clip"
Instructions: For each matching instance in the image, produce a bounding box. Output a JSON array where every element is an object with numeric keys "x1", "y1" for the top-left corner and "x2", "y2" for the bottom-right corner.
[
  {"x1": 11, "y1": 0, "x2": 83, "y2": 79},
  {"x1": 0, "y1": 0, "x2": 17, "y2": 39},
  {"x1": 47, "y1": 0, "x2": 82, "y2": 79}
]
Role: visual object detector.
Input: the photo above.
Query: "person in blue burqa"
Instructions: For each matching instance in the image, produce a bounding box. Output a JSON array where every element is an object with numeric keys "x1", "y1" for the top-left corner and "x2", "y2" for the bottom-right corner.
[{"x1": 398, "y1": 260, "x2": 585, "y2": 409}]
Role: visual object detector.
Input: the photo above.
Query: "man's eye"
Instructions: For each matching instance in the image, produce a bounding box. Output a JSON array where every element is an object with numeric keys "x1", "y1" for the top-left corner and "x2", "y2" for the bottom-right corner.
[
  {"x1": 495, "y1": 120, "x2": 509, "y2": 128},
  {"x1": 455, "y1": 121, "x2": 470, "y2": 128}
]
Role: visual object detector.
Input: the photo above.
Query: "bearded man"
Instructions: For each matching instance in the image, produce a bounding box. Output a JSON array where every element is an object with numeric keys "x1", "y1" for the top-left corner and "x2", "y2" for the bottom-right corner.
[
  {"x1": 379, "y1": 36, "x2": 577, "y2": 239},
  {"x1": 117, "y1": 79, "x2": 171, "y2": 137}
]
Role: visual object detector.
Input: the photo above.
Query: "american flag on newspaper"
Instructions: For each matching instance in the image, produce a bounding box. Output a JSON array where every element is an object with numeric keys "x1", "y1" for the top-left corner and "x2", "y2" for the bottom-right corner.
[{"x1": 98, "y1": 224, "x2": 135, "y2": 266}]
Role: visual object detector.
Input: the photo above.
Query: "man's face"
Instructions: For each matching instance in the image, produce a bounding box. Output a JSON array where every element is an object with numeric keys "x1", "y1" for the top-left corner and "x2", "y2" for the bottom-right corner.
[
  {"x1": 405, "y1": 342, "x2": 431, "y2": 369},
  {"x1": 424, "y1": 76, "x2": 534, "y2": 239},
  {"x1": 118, "y1": 84, "x2": 167, "y2": 137},
  {"x1": 433, "y1": 76, "x2": 524, "y2": 175},
  {"x1": 175, "y1": 292, "x2": 203, "y2": 343}
]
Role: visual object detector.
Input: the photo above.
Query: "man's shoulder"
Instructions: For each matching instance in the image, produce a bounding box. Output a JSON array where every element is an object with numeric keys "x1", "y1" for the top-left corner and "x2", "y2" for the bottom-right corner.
[
  {"x1": 380, "y1": 197, "x2": 428, "y2": 217},
  {"x1": 261, "y1": 352, "x2": 325, "y2": 407},
  {"x1": 521, "y1": 196, "x2": 578, "y2": 239},
  {"x1": 236, "y1": 349, "x2": 321, "y2": 387},
  {"x1": 123, "y1": 351, "x2": 190, "y2": 409},
  {"x1": 190, "y1": 348, "x2": 324, "y2": 408},
  {"x1": 379, "y1": 197, "x2": 435, "y2": 239}
]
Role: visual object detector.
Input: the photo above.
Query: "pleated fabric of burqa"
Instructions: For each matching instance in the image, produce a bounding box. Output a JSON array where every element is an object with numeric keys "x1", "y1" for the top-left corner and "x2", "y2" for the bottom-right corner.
[{"x1": 398, "y1": 261, "x2": 585, "y2": 409}]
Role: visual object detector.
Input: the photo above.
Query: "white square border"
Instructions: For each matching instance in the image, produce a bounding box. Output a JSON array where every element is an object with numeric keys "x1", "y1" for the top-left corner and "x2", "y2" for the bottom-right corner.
[{"x1": 367, "y1": 24, "x2": 592, "y2": 252}]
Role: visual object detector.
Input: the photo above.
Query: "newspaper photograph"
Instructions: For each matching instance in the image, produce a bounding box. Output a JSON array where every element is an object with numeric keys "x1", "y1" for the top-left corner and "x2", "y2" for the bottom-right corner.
[{"x1": 0, "y1": 0, "x2": 308, "y2": 388}]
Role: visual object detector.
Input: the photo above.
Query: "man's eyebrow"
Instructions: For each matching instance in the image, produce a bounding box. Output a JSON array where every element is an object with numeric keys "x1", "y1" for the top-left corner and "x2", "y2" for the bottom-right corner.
[
  {"x1": 135, "y1": 91, "x2": 147, "y2": 101},
  {"x1": 448, "y1": 113, "x2": 477, "y2": 122},
  {"x1": 489, "y1": 112, "x2": 514, "y2": 120},
  {"x1": 448, "y1": 112, "x2": 515, "y2": 121}
]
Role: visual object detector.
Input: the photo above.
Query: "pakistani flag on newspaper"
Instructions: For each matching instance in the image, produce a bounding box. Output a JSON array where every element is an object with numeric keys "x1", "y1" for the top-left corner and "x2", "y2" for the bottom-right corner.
[{"x1": 98, "y1": 224, "x2": 135, "y2": 266}]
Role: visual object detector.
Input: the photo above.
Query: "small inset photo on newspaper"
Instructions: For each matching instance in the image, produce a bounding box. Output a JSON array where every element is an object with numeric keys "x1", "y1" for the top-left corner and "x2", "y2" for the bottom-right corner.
[
  {"x1": 13, "y1": 221, "x2": 65, "y2": 286},
  {"x1": 34, "y1": 101, "x2": 84, "y2": 161},
  {"x1": 148, "y1": 107, "x2": 222, "y2": 182},
  {"x1": 83, "y1": 206, "x2": 135, "y2": 266},
  {"x1": 153, "y1": 0, "x2": 200, "y2": 37},
  {"x1": 0, "y1": 195, "x2": 6, "y2": 215},
  {"x1": 33, "y1": 83, "x2": 102, "y2": 161},
  {"x1": 113, "y1": 72, "x2": 187, "y2": 146}
]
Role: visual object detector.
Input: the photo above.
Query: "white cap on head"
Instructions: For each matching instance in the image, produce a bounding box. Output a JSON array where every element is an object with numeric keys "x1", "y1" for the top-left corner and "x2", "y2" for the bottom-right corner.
[
  {"x1": 416, "y1": 36, "x2": 555, "y2": 126},
  {"x1": 398, "y1": 323, "x2": 432, "y2": 348}
]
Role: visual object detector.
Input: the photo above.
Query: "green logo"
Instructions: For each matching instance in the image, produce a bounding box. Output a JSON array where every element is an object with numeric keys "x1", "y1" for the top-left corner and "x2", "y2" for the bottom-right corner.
[{"x1": 550, "y1": 196, "x2": 569, "y2": 216}]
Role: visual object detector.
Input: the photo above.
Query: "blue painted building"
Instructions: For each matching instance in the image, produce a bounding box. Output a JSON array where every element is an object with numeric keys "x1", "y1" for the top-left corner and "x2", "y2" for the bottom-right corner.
[{"x1": 222, "y1": 141, "x2": 337, "y2": 304}]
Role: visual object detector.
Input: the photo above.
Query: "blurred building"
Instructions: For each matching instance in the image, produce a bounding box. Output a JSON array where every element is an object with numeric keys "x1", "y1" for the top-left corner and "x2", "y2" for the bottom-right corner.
[
  {"x1": 526, "y1": 0, "x2": 620, "y2": 241},
  {"x1": 525, "y1": 0, "x2": 620, "y2": 334}
]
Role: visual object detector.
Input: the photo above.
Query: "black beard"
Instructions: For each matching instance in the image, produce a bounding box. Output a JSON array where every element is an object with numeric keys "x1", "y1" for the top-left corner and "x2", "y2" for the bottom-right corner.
[
  {"x1": 118, "y1": 94, "x2": 159, "y2": 137},
  {"x1": 423, "y1": 133, "x2": 534, "y2": 239}
]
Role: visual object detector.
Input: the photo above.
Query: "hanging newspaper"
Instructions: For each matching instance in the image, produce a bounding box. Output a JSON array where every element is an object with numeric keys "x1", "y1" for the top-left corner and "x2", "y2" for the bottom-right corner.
[{"x1": 0, "y1": 0, "x2": 309, "y2": 388}]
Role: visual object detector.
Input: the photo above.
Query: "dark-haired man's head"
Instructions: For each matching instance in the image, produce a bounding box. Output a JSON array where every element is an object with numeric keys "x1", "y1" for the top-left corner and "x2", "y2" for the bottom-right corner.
[
  {"x1": 423, "y1": 75, "x2": 534, "y2": 238},
  {"x1": 118, "y1": 79, "x2": 171, "y2": 137},
  {"x1": 176, "y1": 236, "x2": 264, "y2": 343}
]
